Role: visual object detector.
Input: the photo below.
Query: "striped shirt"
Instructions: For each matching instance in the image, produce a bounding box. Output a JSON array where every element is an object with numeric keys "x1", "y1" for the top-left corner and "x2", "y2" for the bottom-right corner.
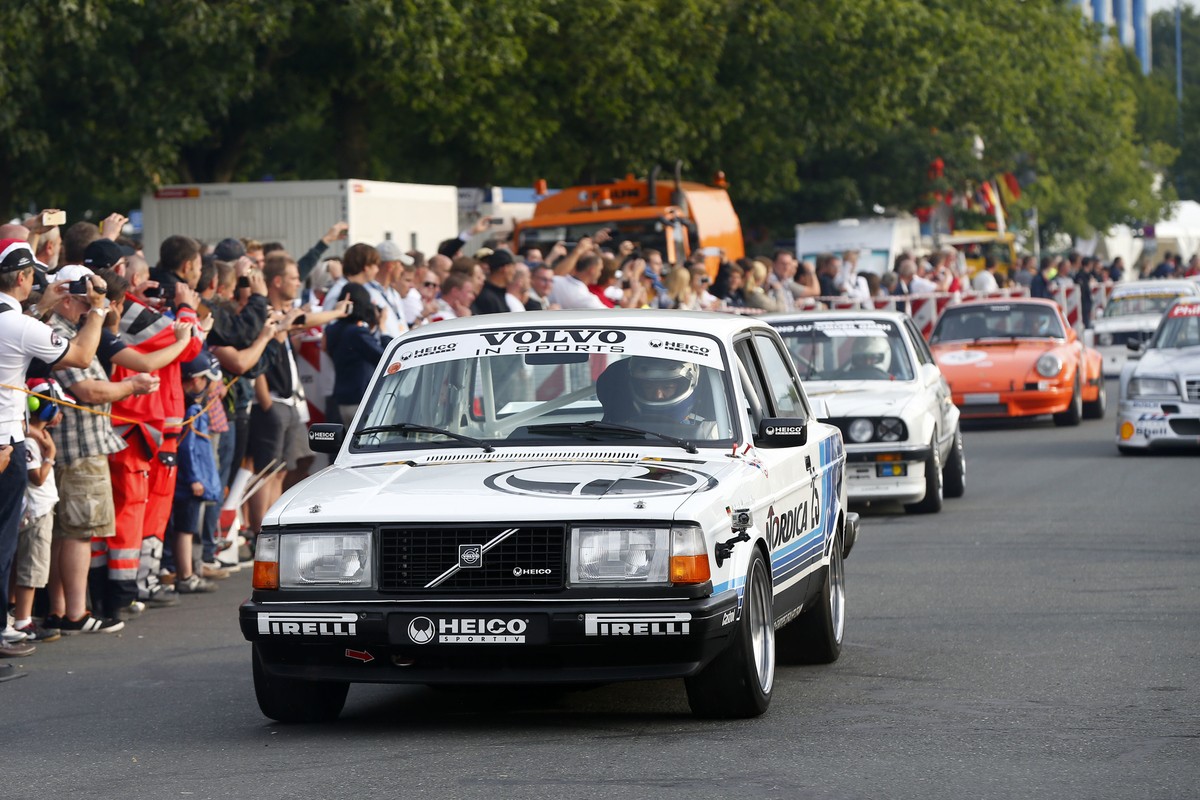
[{"x1": 48, "y1": 313, "x2": 126, "y2": 464}]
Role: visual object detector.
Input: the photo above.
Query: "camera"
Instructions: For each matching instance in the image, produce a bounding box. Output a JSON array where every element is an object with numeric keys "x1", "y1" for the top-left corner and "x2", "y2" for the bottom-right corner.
[
  {"x1": 731, "y1": 507, "x2": 752, "y2": 530},
  {"x1": 236, "y1": 276, "x2": 251, "y2": 289},
  {"x1": 67, "y1": 277, "x2": 91, "y2": 295},
  {"x1": 143, "y1": 286, "x2": 163, "y2": 298}
]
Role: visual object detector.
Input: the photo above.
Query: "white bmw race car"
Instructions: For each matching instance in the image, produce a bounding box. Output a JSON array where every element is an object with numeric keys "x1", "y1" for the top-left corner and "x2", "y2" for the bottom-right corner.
[
  {"x1": 1116, "y1": 296, "x2": 1200, "y2": 453},
  {"x1": 767, "y1": 310, "x2": 963, "y2": 513},
  {"x1": 242, "y1": 310, "x2": 859, "y2": 721}
]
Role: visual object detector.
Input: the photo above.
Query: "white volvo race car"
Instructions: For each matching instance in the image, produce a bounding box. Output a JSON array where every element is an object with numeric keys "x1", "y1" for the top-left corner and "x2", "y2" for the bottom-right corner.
[
  {"x1": 1116, "y1": 296, "x2": 1200, "y2": 453},
  {"x1": 241, "y1": 310, "x2": 858, "y2": 721},
  {"x1": 767, "y1": 311, "x2": 963, "y2": 513},
  {"x1": 1091, "y1": 280, "x2": 1200, "y2": 376}
]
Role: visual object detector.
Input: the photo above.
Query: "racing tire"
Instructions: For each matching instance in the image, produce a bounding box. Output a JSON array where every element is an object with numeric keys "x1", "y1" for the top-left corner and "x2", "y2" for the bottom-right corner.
[
  {"x1": 252, "y1": 645, "x2": 349, "y2": 723},
  {"x1": 942, "y1": 425, "x2": 966, "y2": 499},
  {"x1": 777, "y1": 531, "x2": 845, "y2": 665},
  {"x1": 685, "y1": 548, "x2": 774, "y2": 719},
  {"x1": 1083, "y1": 379, "x2": 1107, "y2": 420},
  {"x1": 904, "y1": 437, "x2": 943, "y2": 514},
  {"x1": 1053, "y1": 379, "x2": 1083, "y2": 427}
]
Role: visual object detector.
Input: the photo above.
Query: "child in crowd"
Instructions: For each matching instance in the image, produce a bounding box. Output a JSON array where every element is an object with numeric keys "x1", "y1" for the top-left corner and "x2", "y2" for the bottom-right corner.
[
  {"x1": 171, "y1": 352, "x2": 224, "y2": 594},
  {"x1": 9, "y1": 379, "x2": 65, "y2": 642}
]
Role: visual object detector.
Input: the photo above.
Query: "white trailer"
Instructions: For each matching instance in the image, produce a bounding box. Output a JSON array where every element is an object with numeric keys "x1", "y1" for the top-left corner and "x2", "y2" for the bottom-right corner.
[
  {"x1": 141, "y1": 179, "x2": 459, "y2": 266},
  {"x1": 794, "y1": 216, "x2": 922, "y2": 276}
]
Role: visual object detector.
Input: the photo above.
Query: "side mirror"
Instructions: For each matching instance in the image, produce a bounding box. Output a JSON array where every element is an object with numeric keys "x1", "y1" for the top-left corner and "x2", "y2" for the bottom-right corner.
[
  {"x1": 756, "y1": 417, "x2": 808, "y2": 448},
  {"x1": 1126, "y1": 339, "x2": 1145, "y2": 354},
  {"x1": 308, "y1": 423, "x2": 345, "y2": 454}
]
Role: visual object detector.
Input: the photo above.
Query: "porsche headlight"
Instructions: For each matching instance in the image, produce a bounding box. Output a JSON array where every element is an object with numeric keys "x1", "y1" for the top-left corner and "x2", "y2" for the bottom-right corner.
[
  {"x1": 1035, "y1": 353, "x2": 1063, "y2": 378},
  {"x1": 279, "y1": 532, "x2": 373, "y2": 588},
  {"x1": 848, "y1": 418, "x2": 875, "y2": 443},
  {"x1": 1128, "y1": 377, "x2": 1178, "y2": 398},
  {"x1": 1098, "y1": 332, "x2": 1113, "y2": 346},
  {"x1": 570, "y1": 527, "x2": 670, "y2": 585}
]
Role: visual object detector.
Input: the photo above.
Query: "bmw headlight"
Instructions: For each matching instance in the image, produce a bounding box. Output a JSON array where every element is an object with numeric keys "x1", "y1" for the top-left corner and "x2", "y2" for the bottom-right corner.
[
  {"x1": 570, "y1": 527, "x2": 670, "y2": 585},
  {"x1": 848, "y1": 418, "x2": 875, "y2": 443},
  {"x1": 1128, "y1": 377, "x2": 1178, "y2": 398},
  {"x1": 876, "y1": 418, "x2": 905, "y2": 442},
  {"x1": 279, "y1": 532, "x2": 373, "y2": 588},
  {"x1": 1035, "y1": 353, "x2": 1063, "y2": 378},
  {"x1": 1098, "y1": 332, "x2": 1113, "y2": 346}
]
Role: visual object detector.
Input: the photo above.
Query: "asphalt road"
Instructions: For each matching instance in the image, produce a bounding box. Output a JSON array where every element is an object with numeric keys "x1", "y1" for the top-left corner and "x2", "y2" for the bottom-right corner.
[{"x1": 5, "y1": 395, "x2": 1198, "y2": 800}]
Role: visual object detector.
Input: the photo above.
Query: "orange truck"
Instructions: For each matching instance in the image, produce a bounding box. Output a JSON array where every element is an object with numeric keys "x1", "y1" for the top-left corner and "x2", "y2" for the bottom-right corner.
[{"x1": 512, "y1": 164, "x2": 745, "y2": 276}]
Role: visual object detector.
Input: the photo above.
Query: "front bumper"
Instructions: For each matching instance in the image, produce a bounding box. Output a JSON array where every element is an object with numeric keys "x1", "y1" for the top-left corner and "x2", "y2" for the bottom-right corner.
[
  {"x1": 1115, "y1": 399, "x2": 1200, "y2": 450},
  {"x1": 953, "y1": 384, "x2": 1073, "y2": 419},
  {"x1": 241, "y1": 592, "x2": 741, "y2": 685},
  {"x1": 844, "y1": 445, "x2": 930, "y2": 504}
]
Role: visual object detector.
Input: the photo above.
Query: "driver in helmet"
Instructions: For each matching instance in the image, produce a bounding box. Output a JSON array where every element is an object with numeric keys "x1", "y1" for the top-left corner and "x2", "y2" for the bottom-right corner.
[
  {"x1": 843, "y1": 336, "x2": 891, "y2": 378},
  {"x1": 622, "y1": 356, "x2": 715, "y2": 435}
]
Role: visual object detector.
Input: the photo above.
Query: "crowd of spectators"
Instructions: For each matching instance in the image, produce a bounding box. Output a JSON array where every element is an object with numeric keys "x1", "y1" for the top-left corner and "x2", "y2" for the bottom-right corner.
[{"x1": 1, "y1": 209, "x2": 1190, "y2": 680}]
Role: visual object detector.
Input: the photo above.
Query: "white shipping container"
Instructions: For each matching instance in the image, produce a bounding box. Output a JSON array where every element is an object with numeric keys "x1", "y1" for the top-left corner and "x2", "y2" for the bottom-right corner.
[
  {"x1": 141, "y1": 179, "x2": 459, "y2": 270},
  {"x1": 795, "y1": 216, "x2": 922, "y2": 276}
]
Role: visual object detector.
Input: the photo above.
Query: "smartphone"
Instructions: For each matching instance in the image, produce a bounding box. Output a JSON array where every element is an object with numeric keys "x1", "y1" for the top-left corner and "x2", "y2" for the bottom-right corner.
[
  {"x1": 236, "y1": 276, "x2": 251, "y2": 289},
  {"x1": 43, "y1": 211, "x2": 67, "y2": 227},
  {"x1": 143, "y1": 286, "x2": 164, "y2": 298},
  {"x1": 488, "y1": 217, "x2": 505, "y2": 226},
  {"x1": 67, "y1": 277, "x2": 90, "y2": 295}
]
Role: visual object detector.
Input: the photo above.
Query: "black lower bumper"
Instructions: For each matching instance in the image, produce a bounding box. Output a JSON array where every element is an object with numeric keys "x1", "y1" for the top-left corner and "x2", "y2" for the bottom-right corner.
[{"x1": 241, "y1": 593, "x2": 741, "y2": 685}]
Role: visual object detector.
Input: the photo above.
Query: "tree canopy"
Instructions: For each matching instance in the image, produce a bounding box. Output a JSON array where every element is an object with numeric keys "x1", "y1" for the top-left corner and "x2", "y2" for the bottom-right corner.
[{"x1": 0, "y1": 0, "x2": 1187, "y2": 246}]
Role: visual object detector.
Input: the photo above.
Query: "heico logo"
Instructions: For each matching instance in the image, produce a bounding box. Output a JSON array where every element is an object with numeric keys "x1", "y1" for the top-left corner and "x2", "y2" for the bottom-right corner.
[
  {"x1": 648, "y1": 340, "x2": 710, "y2": 357},
  {"x1": 407, "y1": 616, "x2": 529, "y2": 644},
  {"x1": 459, "y1": 544, "x2": 483, "y2": 569},
  {"x1": 399, "y1": 342, "x2": 457, "y2": 361},
  {"x1": 584, "y1": 612, "x2": 692, "y2": 637},
  {"x1": 477, "y1": 328, "x2": 626, "y2": 355},
  {"x1": 310, "y1": 430, "x2": 337, "y2": 441},
  {"x1": 258, "y1": 612, "x2": 357, "y2": 637},
  {"x1": 765, "y1": 425, "x2": 804, "y2": 436},
  {"x1": 512, "y1": 566, "x2": 552, "y2": 577},
  {"x1": 766, "y1": 485, "x2": 821, "y2": 548}
]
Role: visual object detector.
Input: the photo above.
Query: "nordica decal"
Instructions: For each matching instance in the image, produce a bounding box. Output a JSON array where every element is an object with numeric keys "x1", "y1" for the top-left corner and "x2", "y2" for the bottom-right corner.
[
  {"x1": 584, "y1": 612, "x2": 692, "y2": 636},
  {"x1": 407, "y1": 616, "x2": 528, "y2": 644},
  {"x1": 485, "y1": 463, "x2": 716, "y2": 498},
  {"x1": 476, "y1": 328, "x2": 626, "y2": 355},
  {"x1": 258, "y1": 612, "x2": 357, "y2": 636},
  {"x1": 766, "y1": 485, "x2": 821, "y2": 548}
]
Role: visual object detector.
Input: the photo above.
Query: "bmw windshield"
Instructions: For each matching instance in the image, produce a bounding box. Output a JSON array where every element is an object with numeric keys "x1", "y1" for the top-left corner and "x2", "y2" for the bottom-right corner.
[
  {"x1": 770, "y1": 318, "x2": 915, "y2": 381},
  {"x1": 351, "y1": 325, "x2": 738, "y2": 452}
]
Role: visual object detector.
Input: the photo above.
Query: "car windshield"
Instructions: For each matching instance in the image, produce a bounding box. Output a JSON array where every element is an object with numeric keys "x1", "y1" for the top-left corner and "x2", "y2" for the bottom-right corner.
[
  {"x1": 352, "y1": 325, "x2": 737, "y2": 452},
  {"x1": 769, "y1": 318, "x2": 915, "y2": 381},
  {"x1": 1149, "y1": 304, "x2": 1200, "y2": 349},
  {"x1": 1103, "y1": 291, "x2": 1188, "y2": 318},
  {"x1": 930, "y1": 304, "x2": 1065, "y2": 342}
]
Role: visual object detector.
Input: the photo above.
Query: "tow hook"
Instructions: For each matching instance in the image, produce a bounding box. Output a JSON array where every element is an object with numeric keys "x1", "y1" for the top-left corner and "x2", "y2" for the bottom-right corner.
[{"x1": 715, "y1": 507, "x2": 753, "y2": 567}]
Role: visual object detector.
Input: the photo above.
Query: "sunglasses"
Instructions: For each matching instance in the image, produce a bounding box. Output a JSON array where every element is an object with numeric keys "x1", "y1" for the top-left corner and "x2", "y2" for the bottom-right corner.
[{"x1": 423, "y1": 281, "x2": 439, "y2": 288}]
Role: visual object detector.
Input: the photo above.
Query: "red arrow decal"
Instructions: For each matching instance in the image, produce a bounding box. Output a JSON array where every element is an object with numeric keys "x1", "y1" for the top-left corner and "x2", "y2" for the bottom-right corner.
[{"x1": 345, "y1": 649, "x2": 374, "y2": 663}]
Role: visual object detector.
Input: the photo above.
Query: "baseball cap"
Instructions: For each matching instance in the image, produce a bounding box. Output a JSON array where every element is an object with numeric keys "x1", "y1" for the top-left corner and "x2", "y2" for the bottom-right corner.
[
  {"x1": 48, "y1": 264, "x2": 96, "y2": 286},
  {"x1": 483, "y1": 250, "x2": 515, "y2": 272},
  {"x1": 376, "y1": 240, "x2": 414, "y2": 266},
  {"x1": 82, "y1": 239, "x2": 132, "y2": 270},
  {"x1": 0, "y1": 239, "x2": 42, "y2": 274},
  {"x1": 213, "y1": 237, "x2": 246, "y2": 262},
  {"x1": 26, "y1": 377, "x2": 75, "y2": 418},
  {"x1": 182, "y1": 350, "x2": 222, "y2": 381}
]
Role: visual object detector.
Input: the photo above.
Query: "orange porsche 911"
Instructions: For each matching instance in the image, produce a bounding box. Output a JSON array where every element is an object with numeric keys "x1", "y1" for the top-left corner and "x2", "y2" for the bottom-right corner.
[{"x1": 929, "y1": 298, "x2": 1105, "y2": 426}]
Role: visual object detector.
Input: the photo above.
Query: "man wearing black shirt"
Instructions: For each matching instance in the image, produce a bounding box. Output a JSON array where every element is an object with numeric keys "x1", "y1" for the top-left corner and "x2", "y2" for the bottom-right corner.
[{"x1": 471, "y1": 251, "x2": 517, "y2": 315}]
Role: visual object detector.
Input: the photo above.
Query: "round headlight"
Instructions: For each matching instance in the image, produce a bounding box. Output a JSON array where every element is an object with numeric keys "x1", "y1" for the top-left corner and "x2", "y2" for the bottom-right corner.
[
  {"x1": 1036, "y1": 353, "x2": 1063, "y2": 378},
  {"x1": 848, "y1": 418, "x2": 874, "y2": 443},
  {"x1": 1098, "y1": 332, "x2": 1113, "y2": 346},
  {"x1": 877, "y1": 418, "x2": 904, "y2": 442}
]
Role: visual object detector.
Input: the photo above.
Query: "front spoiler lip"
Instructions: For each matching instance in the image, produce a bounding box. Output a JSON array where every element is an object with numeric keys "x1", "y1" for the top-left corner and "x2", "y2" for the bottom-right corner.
[{"x1": 242, "y1": 593, "x2": 741, "y2": 685}]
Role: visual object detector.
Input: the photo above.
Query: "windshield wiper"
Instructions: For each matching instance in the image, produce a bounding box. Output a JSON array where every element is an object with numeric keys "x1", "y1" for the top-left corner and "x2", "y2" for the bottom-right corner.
[
  {"x1": 525, "y1": 420, "x2": 698, "y2": 454},
  {"x1": 354, "y1": 422, "x2": 495, "y2": 452}
]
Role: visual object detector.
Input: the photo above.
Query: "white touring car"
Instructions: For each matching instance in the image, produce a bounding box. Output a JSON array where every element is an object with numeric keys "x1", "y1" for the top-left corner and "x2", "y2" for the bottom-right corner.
[
  {"x1": 241, "y1": 310, "x2": 859, "y2": 721},
  {"x1": 1092, "y1": 280, "x2": 1200, "y2": 376},
  {"x1": 767, "y1": 311, "x2": 963, "y2": 513},
  {"x1": 1115, "y1": 296, "x2": 1200, "y2": 453}
]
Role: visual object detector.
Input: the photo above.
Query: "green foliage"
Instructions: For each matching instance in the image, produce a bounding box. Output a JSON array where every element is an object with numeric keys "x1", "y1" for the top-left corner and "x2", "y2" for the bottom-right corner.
[{"x1": 0, "y1": 0, "x2": 1181, "y2": 246}]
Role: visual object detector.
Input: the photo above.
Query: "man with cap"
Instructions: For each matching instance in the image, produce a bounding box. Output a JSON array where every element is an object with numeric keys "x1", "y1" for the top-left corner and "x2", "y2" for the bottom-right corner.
[
  {"x1": 0, "y1": 242, "x2": 110, "y2": 670},
  {"x1": 471, "y1": 250, "x2": 517, "y2": 315},
  {"x1": 213, "y1": 237, "x2": 245, "y2": 264},
  {"x1": 82, "y1": 238, "x2": 133, "y2": 275},
  {"x1": 371, "y1": 240, "x2": 412, "y2": 337}
]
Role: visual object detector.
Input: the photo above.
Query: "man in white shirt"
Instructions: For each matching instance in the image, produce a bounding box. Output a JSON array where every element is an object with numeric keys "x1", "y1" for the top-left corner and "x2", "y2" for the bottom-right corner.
[
  {"x1": 0, "y1": 239, "x2": 108, "y2": 665},
  {"x1": 971, "y1": 256, "x2": 1000, "y2": 294},
  {"x1": 549, "y1": 254, "x2": 607, "y2": 310}
]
